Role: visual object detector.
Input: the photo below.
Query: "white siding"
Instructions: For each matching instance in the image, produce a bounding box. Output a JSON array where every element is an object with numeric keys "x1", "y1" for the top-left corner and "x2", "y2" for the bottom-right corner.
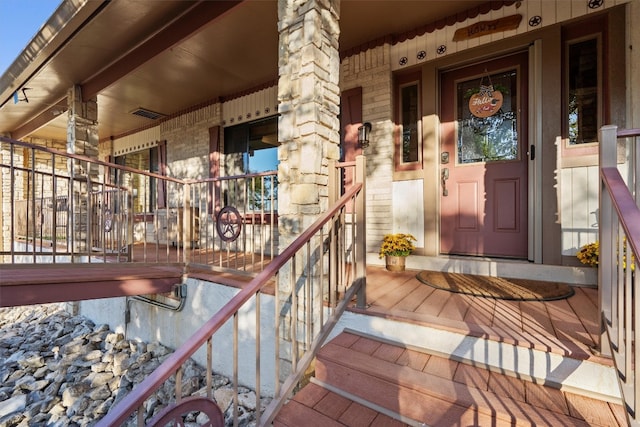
[
  {"x1": 560, "y1": 165, "x2": 599, "y2": 256},
  {"x1": 221, "y1": 86, "x2": 278, "y2": 127},
  {"x1": 392, "y1": 179, "x2": 425, "y2": 248}
]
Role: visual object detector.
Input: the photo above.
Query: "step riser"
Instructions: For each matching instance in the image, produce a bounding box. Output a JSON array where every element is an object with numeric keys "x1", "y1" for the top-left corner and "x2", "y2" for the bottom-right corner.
[
  {"x1": 316, "y1": 345, "x2": 591, "y2": 426},
  {"x1": 275, "y1": 332, "x2": 624, "y2": 427},
  {"x1": 367, "y1": 254, "x2": 598, "y2": 286},
  {"x1": 315, "y1": 359, "x2": 506, "y2": 425},
  {"x1": 335, "y1": 313, "x2": 621, "y2": 402},
  {"x1": 316, "y1": 359, "x2": 430, "y2": 421}
]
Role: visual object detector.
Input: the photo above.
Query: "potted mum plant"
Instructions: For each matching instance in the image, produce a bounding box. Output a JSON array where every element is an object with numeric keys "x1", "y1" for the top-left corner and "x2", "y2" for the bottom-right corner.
[
  {"x1": 577, "y1": 241, "x2": 599, "y2": 268},
  {"x1": 577, "y1": 240, "x2": 635, "y2": 271},
  {"x1": 379, "y1": 233, "x2": 416, "y2": 272}
]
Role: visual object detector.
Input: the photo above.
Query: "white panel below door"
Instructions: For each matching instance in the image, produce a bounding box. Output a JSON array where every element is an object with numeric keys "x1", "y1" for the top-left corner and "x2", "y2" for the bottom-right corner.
[{"x1": 392, "y1": 180, "x2": 424, "y2": 248}]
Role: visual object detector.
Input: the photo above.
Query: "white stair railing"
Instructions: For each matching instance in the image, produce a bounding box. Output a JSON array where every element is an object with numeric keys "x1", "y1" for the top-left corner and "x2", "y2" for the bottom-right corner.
[{"x1": 598, "y1": 125, "x2": 640, "y2": 425}]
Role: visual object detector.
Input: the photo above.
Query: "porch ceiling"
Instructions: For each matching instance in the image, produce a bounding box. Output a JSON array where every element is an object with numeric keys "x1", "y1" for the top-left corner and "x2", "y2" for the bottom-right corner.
[{"x1": 0, "y1": 0, "x2": 488, "y2": 142}]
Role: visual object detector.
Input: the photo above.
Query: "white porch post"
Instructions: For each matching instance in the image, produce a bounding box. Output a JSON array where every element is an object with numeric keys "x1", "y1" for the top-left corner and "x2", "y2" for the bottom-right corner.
[
  {"x1": 276, "y1": 0, "x2": 341, "y2": 384},
  {"x1": 598, "y1": 124, "x2": 618, "y2": 358}
]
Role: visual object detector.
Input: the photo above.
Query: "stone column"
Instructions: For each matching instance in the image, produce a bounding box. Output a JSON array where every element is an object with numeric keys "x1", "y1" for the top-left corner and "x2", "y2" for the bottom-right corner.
[
  {"x1": 276, "y1": 0, "x2": 341, "y2": 384},
  {"x1": 66, "y1": 85, "x2": 99, "y2": 256}
]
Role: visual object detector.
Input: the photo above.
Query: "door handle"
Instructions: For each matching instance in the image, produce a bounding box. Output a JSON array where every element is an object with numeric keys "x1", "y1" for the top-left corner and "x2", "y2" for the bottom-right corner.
[{"x1": 441, "y1": 168, "x2": 449, "y2": 197}]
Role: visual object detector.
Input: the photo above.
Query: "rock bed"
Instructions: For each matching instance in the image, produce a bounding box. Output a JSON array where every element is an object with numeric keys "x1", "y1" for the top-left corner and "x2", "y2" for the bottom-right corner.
[{"x1": 0, "y1": 303, "x2": 262, "y2": 426}]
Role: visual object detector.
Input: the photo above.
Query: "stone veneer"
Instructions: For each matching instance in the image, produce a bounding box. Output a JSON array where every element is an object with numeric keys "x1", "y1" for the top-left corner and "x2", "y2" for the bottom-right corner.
[
  {"x1": 66, "y1": 85, "x2": 99, "y2": 254},
  {"x1": 275, "y1": 0, "x2": 341, "y2": 381}
]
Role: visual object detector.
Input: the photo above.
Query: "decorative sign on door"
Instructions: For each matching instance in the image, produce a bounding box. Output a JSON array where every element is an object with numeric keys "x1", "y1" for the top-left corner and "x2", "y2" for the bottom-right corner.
[
  {"x1": 469, "y1": 85, "x2": 503, "y2": 118},
  {"x1": 458, "y1": 69, "x2": 517, "y2": 164},
  {"x1": 468, "y1": 79, "x2": 503, "y2": 118}
]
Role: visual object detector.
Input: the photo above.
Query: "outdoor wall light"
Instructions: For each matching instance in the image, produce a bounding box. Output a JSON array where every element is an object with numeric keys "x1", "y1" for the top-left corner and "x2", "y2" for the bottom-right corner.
[{"x1": 358, "y1": 122, "x2": 372, "y2": 148}]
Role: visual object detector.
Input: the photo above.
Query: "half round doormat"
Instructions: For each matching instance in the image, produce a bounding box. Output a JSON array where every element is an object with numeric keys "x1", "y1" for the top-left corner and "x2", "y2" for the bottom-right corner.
[{"x1": 415, "y1": 270, "x2": 575, "y2": 301}]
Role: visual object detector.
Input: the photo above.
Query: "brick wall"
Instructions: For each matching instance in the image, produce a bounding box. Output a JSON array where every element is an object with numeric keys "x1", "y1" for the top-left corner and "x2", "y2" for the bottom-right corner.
[
  {"x1": 161, "y1": 103, "x2": 222, "y2": 181},
  {"x1": 340, "y1": 43, "x2": 395, "y2": 254}
]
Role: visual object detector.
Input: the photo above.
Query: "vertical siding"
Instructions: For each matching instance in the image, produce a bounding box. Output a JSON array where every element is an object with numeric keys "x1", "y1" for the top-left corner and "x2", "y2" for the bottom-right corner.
[
  {"x1": 392, "y1": 180, "x2": 425, "y2": 248},
  {"x1": 560, "y1": 165, "x2": 599, "y2": 256},
  {"x1": 221, "y1": 86, "x2": 278, "y2": 128}
]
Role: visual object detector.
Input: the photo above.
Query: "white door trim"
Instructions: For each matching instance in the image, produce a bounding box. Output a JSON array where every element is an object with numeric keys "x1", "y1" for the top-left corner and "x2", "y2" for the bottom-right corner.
[{"x1": 528, "y1": 40, "x2": 543, "y2": 263}]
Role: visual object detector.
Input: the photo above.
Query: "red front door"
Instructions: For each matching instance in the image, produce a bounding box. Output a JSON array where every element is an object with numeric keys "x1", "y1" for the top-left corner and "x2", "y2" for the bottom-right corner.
[{"x1": 440, "y1": 52, "x2": 528, "y2": 258}]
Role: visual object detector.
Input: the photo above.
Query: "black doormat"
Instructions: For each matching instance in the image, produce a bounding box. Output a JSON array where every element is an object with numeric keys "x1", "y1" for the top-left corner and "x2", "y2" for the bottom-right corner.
[{"x1": 415, "y1": 270, "x2": 575, "y2": 301}]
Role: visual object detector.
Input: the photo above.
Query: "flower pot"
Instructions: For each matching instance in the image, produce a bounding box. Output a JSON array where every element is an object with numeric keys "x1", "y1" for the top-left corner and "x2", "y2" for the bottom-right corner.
[{"x1": 385, "y1": 255, "x2": 406, "y2": 272}]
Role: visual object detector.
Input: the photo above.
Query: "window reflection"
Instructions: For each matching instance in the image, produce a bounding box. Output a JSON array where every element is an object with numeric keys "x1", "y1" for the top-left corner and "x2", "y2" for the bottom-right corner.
[
  {"x1": 567, "y1": 38, "x2": 599, "y2": 145},
  {"x1": 224, "y1": 118, "x2": 279, "y2": 211}
]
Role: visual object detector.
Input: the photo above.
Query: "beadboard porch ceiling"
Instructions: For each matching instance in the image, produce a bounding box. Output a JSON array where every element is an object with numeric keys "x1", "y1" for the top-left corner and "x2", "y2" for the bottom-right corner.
[{"x1": 0, "y1": 0, "x2": 490, "y2": 142}]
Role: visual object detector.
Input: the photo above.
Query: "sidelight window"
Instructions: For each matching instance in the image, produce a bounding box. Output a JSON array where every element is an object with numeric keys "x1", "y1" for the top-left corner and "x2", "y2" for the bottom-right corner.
[
  {"x1": 566, "y1": 36, "x2": 600, "y2": 146},
  {"x1": 395, "y1": 72, "x2": 422, "y2": 171}
]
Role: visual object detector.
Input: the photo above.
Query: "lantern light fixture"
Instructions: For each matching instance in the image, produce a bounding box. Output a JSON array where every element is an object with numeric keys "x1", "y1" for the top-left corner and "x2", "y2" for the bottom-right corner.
[{"x1": 358, "y1": 122, "x2": 372, "y2": 148}]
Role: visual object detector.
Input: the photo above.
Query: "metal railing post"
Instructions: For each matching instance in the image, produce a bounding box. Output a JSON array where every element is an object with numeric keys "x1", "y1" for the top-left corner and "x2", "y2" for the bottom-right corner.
[
  {"x1": 184, "y1": 183, "x2": 192, "y2": 264},
  {"x1": 327, "y1": 160, "x2": 339, "y2": 306}
]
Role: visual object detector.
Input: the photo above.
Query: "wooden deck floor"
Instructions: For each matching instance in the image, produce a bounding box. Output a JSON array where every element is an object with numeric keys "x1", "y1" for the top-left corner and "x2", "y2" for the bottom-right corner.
[
  {"x1": 356, "y1": 265, "x2": 607, "y2": 365},
  {"x1": 276, "y1": 331, "x2": 625, "y2": 427},
  {"x1": 296, "y1": 267, "x2": 623, "y2": 426},
  {"x1": 0, "y1": 247, "x2": 621, "y2": 424},
  {"x1": 2, "y1": 242, "x2": 604, "y2": 365},
  {"x1": 126, "y1": 243, "x2": 605, "y2": 365}
]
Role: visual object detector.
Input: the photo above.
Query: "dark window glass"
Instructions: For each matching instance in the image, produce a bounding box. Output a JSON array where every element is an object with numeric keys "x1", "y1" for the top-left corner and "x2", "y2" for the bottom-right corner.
[
  {"x1": 568, "y1": 38, "x2": 599, "y2": 145},
  {"x1": 224, "y1": 118, "x2": 278, "y2": 173},
  {"x1": 224, "y1": 118, "x2": 278, "y2": 211},
  {"x1": 401, "y1": 83, "x2": 420, "y2": 163}
]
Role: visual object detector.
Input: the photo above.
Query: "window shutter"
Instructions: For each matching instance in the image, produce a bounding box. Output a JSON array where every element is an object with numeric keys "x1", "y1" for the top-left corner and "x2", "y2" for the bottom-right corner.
[{"x1": 340, "y1": 87, "x2": 363, "y2": 192}]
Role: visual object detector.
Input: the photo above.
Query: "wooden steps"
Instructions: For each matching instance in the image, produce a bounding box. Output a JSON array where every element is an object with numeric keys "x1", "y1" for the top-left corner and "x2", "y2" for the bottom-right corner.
[{"x1": 274, "y1": 331, "x2": 626, "y2": 427}]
